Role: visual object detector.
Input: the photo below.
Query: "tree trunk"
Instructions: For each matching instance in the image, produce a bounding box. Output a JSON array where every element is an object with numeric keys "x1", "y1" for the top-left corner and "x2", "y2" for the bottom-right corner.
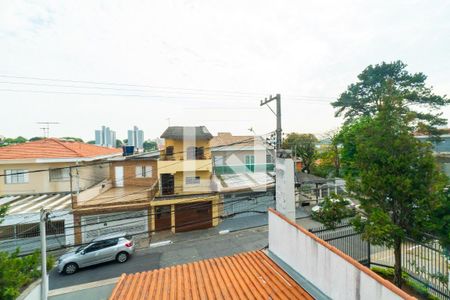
[{"x1": 393, "y1": 237, "x2": 402, "y2": 288}]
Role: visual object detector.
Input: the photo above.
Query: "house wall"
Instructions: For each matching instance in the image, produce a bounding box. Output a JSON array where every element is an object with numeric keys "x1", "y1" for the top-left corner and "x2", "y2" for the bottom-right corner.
[
  {"x1": 212, "y1": 149, "x2": 267, "y2": 166},
  {"x1": 111, "y1": 160, "x2": 158, "y2": 187},
  {"x1": 173, "y1": 170, "x2": 212, "y2": 194},
  {"x1": 164, "y1": 138, "x2": 211, "y2": 160},
  {"x1": 268, "y1": 210, "x2": 411, "y2": 300},
  {"x1": 0, "y1": 162, "x2": 109, "y2": 195}
]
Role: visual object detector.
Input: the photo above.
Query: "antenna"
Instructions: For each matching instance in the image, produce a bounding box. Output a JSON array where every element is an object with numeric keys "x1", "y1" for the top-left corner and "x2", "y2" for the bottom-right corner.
[{"x1": 37, "y1": 122, "x2": 60, "y2": 138}]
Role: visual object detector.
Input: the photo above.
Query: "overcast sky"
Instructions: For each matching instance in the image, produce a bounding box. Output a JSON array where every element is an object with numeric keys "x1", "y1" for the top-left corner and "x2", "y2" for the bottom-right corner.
[{"x1": 1, "y1": 1, "x2": 449, "y2": 141}]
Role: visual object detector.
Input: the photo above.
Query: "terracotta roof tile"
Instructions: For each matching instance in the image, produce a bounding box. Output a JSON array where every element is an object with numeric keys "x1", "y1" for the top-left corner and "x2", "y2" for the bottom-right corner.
[
  {"x1": 0, "y1": 138, "x2": 121, "y2": 160},
  {"x1": 109, "y1": 251, "x2": 313, "y2": 300}
]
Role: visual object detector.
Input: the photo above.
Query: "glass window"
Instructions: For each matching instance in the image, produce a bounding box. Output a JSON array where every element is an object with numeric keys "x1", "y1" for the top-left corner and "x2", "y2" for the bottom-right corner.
[
  {"x1": 186, "y1": 176, "x2": 200, "y2": 185},
  {"x1": 49, "y1": 168, "x2": 70, "y2": 182},
  {"x1": 136, "y1": 166, "x2": 152, "y2": 178},
  {"x1": 4, "y1": 169, "x2": 28, "y2": 184}
]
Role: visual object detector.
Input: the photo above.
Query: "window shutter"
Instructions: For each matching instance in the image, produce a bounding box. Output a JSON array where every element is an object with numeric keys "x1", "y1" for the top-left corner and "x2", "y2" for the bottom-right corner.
[
  {"x1": 135, "y1": 166, "x2": 142, "y2": 177},
  {"x1": 146, "y1": 166, "x2": 153, "y2": 178}
]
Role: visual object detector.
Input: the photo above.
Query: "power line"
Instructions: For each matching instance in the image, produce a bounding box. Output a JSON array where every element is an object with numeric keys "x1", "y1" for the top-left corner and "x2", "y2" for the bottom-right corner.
[{"x1": 0, "y1": 74, "x2": 334, "y2": 99}]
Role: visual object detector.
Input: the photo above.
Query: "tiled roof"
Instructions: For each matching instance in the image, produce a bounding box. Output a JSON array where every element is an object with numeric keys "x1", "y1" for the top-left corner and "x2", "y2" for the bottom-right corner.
[
  {"x1": 109, "y1": 250, "x2": 313, "y2": 300},
  {"x1": 160, "y1": 126, "x2": 213, "y2": 140},
  {"x1": 210, "y1": 132, "x2": 256, "y2": 148},
  {"x1": 0, "y1": 138, "x2": 121, "y2": 160}
]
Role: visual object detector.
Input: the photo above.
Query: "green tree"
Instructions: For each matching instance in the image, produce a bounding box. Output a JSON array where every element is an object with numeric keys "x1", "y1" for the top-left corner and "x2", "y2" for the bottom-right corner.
[
  {"x1": 332, "y1": 60, "x2": 449, "y2": 136},
  {"x1": 143, "y1": 140, "x2": 158, "y2": 152},
  {"x1": 116, "y1": 139, "x2": 123, "y2": 148},
  {"x1": 0, "y1": 206, "x2": 54, "y2": 299},
  {"x1": 0, "y1": 136, "x2": 28, "y2": 147},
  {"x1": 344, "y1": 92, "x2": 447, "y2": 287},
  {"x1": 282, "y1": 133, "x2": 318, "y2": 173},
  {"x1": 29, "y1": 136, "x2": 44, "y2": 142},
  {"x1": 312, "y1": 130, "x2": 341, "y2": 178},
  {"x1": 60, "y1": 137, "x2": 84, "y2": 142},
  {"x1": 87, "y1": 140, "x2": 96, "y2": 144}
]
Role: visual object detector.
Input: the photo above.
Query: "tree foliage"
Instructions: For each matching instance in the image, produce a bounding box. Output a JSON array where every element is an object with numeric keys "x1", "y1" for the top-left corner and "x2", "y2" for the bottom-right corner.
[
  {"x1": 282, "y1": 133, "x2": 318, "y2": 173},
  {"x1": 312, "y1": 130, "x2": 341, "y2": 178},
  {"x1": 0, "y1": 206, "x2": 54, "y2": 299},
  {"x1": 332, "y1": 60, "x2": 449, "y2": 136},
  {"x1": 143, "y1": 140, "x2": 158, "y2": 152},
  {"x1": 0, "y1": 136, "x2": 27, "y2": 147},
  {"x1": 345, "y1": 91, "x2": 447, "y2": 287}
]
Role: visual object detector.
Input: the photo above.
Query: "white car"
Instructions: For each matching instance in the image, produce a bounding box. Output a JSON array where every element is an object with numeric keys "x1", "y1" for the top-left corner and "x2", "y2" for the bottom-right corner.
[{"x1": 311, "y1": 198, "x2": 356, "y2": 214}]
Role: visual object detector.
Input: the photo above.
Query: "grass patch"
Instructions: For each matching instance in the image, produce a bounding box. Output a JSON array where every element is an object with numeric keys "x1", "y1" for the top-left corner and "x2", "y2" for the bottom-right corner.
[{"x1": 371, "y1": 266, "x2": 440, "y2": 300}]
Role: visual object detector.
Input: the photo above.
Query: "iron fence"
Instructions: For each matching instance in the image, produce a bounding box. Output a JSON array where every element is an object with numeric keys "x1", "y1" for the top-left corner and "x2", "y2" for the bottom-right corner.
[{"x1": 309, "y1": 223, "x2": 449, "y2": 299}]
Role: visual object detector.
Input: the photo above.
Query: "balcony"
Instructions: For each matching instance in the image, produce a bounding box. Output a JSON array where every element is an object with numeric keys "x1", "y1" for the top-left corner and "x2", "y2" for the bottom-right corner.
[{"x1": 214, "y1": 163, "x2": 274, "y2": 175}]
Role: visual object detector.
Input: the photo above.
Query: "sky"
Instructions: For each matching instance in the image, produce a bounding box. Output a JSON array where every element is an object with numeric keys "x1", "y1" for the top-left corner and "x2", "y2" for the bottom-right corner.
[{"x1": 1, "y1": 0, "x2": 449, "y2": 142}]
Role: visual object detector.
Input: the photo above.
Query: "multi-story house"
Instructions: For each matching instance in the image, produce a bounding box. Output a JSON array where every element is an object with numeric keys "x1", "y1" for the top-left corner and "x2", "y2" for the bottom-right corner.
[
  {"x1": 153, "y1": 126, "x2": 220, "y2": 233},
  {"x1": 210, "y1": 132, "x2": 275, "y2": 191},
  {"x1": 72, "y1": 153, "x2": 159, "y2": 244},
  {"x1": 0, "y1": 138, "x2": 122, "y2": 253}
]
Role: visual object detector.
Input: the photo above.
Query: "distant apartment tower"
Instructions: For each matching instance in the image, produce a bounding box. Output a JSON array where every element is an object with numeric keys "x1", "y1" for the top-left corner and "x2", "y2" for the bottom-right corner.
[
  {"x1": 95, "y1": 126, "x2": 117, "y2": 148},
  {"x1": 127, "y1": 126, "x2": 144, "y2": 149}
]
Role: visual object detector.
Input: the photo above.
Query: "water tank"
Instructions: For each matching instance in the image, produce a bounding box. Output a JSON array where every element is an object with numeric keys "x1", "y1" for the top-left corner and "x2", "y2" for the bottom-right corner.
[{"x1": 122, "y1": 146, "x2": 135, "y2": 156}]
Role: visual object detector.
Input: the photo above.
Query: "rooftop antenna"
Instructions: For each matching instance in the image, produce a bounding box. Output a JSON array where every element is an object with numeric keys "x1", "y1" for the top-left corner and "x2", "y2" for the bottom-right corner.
[
  {"x1": 37, "y1": 122, "x2": 60, "y2": 138},
  {"x1": 166, "y1": 118, "x2": 171, "y2": 127}
]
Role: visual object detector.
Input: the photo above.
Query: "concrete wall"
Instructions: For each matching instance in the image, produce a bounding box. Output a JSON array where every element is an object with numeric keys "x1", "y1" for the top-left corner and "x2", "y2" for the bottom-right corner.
[
  {"x1": 268, "y1": 209, "x2": 412, "y2": 300},
  {"x1": 17, "y1": 277, "x2": 47, "y2": 300},
  {"x1": 0, "y1": 162, "x2": 109, "y2": 195}
]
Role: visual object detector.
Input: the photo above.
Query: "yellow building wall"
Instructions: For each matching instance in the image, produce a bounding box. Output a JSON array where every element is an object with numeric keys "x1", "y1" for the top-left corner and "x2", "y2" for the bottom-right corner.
[
  {"x1": 163, "y1": 138, "x2": 211, "y2": 160},
  {"x1": 0, "y1": 162, "x2": 109, "y2": 195}
]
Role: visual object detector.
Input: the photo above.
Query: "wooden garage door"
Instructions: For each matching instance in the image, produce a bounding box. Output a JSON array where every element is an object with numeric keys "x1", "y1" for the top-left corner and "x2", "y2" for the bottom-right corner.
[
  {"x1": 155, "y1": 205, "x2": 171, "y2": 232},
  {"x1": 175, "y1": 202, "x2": 212, "y2": 232}
]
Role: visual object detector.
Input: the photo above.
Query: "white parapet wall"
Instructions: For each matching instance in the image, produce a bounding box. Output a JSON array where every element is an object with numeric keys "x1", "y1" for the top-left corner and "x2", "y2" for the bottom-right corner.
[{"x1": 268, "y1": 209, "x2": 414, "y2": 300}]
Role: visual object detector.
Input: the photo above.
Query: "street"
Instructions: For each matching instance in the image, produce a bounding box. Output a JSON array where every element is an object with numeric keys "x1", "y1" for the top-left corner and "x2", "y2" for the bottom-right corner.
[{"x1": 49, "y1": 225, "x2": 269, "y2": 290}]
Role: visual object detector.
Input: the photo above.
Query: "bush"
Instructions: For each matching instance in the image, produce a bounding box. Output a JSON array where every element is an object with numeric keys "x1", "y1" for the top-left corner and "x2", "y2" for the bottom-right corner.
[
  {"x1": 0, "y1": 250, "x2": 54, "y2": 300},
  {"x1": 371, "y1": 266, "x2": 440, "y2": 300}
]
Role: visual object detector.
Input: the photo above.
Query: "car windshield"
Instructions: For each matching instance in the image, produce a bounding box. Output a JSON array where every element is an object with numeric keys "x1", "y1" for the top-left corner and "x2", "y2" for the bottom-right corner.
[{"x1": 75, "y1": 245, "x2": 87, "y2": 253}]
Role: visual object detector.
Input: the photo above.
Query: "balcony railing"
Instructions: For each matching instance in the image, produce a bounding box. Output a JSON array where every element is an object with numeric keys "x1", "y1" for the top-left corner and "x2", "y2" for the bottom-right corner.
[
  {"x1": 160, "y1": 150, "x2": 210, "y2": 161},
  {"x1": 214, "y1": 163, "x2": 274, "y2": 175}
]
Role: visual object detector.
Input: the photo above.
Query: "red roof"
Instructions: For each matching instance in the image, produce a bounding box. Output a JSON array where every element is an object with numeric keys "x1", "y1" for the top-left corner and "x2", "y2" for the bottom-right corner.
[
  {"x1": 0, "y1": 138, "x2": 121, "y2": 160},
  {"x1": 109, "y1": 250, "x2": 313, "y2": 300}
]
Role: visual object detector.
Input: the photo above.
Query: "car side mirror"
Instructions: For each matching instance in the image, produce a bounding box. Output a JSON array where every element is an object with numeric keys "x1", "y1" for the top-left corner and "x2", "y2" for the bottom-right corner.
[{"x1": 80, "y1": 250, "x2": 85, "y2": 255}]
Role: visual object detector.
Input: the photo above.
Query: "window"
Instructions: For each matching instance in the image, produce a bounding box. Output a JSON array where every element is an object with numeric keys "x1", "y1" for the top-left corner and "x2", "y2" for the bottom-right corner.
[
  {"x1": 136, "y1": 166, "x2": 152, "y2": 178},
  {"x1": 186, "y1": 176, "x2": 200, "y2": 185},
  {"x1": 49, "y1": 168, "x2": 70, "y2": 182},
  {"x1": 187, "y1": 147, "x2": 205, "y2": 160},
  {"x1": 214, "y1": 156, "x2": 224, "y2": 166},
  {"x1": 4, "y1": 169, "x2": 28, "y2": 184},
  {"x1": 165, "y1": 146, "x2": 174, "y2": 156}
]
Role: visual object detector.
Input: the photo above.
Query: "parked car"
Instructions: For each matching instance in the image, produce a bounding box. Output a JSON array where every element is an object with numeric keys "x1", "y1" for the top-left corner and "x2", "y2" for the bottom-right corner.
[
  {"x1": 57, "y1": 232, "x2": 135, "y2": 275},
  {"x1": 311, "y1": 198, "x2": 356, "y2": 215}
]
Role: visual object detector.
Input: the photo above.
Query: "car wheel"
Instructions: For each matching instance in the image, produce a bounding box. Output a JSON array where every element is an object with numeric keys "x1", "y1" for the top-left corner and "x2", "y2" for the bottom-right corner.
[
  {"x1": 63, "y1": 262, "x2": 78, "y2": 275},
  {"x1": 116, "y1": 252, "x2": 129, "y2": 263}
]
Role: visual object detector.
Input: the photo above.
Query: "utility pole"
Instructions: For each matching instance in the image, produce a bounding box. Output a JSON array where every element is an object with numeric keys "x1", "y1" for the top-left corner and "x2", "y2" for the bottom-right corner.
[
  {"x1": 40, "y1": 208, "x2": 49, "y2": 300},
  {"x1": 260, "y1": 94, "x2": 282, "y2": 153}
]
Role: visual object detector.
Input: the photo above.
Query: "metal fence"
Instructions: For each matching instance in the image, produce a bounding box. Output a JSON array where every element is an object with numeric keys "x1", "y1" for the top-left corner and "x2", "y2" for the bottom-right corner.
[{"x1": 309, "y1": 223, "x2": 450, "y2": 299}]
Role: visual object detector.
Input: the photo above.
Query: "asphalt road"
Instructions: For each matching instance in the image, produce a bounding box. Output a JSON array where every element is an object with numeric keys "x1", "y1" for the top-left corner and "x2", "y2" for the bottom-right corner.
[{"x1": 49, "y1": 226, "x2": 269, "y2": 290}]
